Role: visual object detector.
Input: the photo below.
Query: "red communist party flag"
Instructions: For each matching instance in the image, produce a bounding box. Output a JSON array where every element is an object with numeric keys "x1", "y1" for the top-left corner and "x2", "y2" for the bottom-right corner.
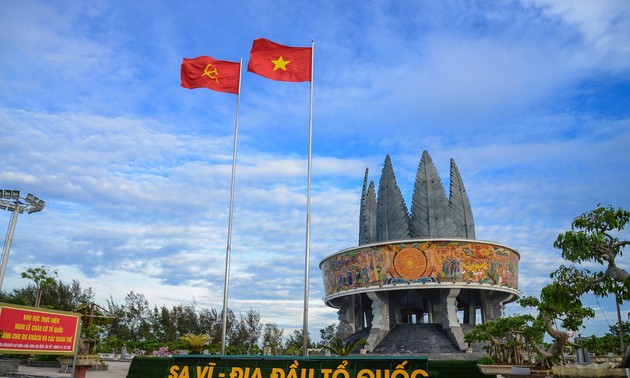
[
  {"x1": 181, "y1": 56, "x2": 240, "y2": 94},
  {"x1": 247, "y1": 38, "x2": 312, "y2": 82}
]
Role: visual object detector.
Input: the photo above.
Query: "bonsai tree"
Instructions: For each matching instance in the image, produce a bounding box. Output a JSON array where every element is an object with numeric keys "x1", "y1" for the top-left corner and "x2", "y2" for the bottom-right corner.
[
  {"x1": 519, "y1": 282, "x2": 595, "y2": 369},
  {"x1": 553, "y1": 205, "x2": 630, "y2": 368},
  {"x1": 74, "y1": 302, "x2": 115, "y2": 355},
  {"x1": 321, "y1": 337, "x2": 368, "y2": 356},
  {"x1": 465, "y1": 284, "x2": 593, "y2": 369},
  {"x1": 464, "y1": 314, "x2": 538, "y2": 365}
]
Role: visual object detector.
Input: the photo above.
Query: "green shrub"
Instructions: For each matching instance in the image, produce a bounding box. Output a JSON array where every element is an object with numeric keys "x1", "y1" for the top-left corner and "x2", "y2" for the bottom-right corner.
[
  {"x1": 127, "y1": 356, "x2": 172, "y2": 378},
  {"x1": 476, "y1": 356, "x2": 496, "y2": 365},
  {"x1": 428, "y1": 360, "x2": 487, "y2": 378}
]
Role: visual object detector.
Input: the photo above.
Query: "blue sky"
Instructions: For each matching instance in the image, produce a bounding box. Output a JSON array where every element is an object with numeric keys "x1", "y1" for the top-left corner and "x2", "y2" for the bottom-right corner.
[{"x1": 1, "y1": 0, "x2": 628, "y2": 342}]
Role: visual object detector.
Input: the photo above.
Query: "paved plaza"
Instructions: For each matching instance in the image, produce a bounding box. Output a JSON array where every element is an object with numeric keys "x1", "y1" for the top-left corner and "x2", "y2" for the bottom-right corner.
[{"x1": 1, "y1": 360, "x2": 131, "y2": 378}]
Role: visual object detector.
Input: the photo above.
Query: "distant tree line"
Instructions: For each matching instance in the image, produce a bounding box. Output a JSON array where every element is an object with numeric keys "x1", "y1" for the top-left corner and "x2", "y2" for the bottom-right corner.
[{"x1": 0, "y1": 267, "x2": 336, "y2": 356}]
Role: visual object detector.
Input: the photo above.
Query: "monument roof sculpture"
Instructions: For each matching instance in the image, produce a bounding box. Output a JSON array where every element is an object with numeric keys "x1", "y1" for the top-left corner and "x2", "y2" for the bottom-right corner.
[{"x1": 360, "y1": 150, "x2": 475, "y2": 245}]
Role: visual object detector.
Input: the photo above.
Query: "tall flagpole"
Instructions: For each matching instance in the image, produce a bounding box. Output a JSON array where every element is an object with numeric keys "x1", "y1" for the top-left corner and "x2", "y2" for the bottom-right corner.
[
  {"x1": 302, "y1": 40, "x2": 315, "y2": 356},
  {"x1": 221, "y1": 58, "x2": 243, "y2": 355}
]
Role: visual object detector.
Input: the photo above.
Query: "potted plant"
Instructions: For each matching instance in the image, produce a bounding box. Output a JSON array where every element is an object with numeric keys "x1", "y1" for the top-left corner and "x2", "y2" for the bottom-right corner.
[
  {"x1": 179, "y1": 333, "x2": 213, "y2": 354},
  {"x1": 474, "y1": 356, "x2": 515, "y2": 376},
  {"x1": 321, "y1": 338, "x2": 368, "y2": 356},
  {"x1": 465, "y1": 314, "x2": 536, "y2": 376}
]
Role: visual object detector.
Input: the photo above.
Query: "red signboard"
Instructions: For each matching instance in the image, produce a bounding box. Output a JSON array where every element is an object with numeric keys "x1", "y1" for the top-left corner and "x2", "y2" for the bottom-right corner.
[{"x1": 0, "y1": 303, "x2": 81, "y2": 354}]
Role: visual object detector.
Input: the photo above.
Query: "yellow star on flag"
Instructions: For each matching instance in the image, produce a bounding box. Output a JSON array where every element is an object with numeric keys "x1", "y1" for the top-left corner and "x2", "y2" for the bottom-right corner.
[{"x1": 271, "y1": 56, "x2": 290, "y2": 71}]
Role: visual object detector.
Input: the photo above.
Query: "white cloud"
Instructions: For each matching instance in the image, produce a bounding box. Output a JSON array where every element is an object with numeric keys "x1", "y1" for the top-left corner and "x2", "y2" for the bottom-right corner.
[
  {"x1": 0, "y1": 0, "x2": 628, "y2": 343},
  {"x1": 524, "y1": 0, "x2": 630, "y2": 71}
]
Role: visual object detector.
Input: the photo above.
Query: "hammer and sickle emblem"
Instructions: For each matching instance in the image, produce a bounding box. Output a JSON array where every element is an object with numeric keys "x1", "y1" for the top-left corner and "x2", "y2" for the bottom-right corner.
[{"x1": 201, "y1": 63, "x2": 220, "y2": 83}]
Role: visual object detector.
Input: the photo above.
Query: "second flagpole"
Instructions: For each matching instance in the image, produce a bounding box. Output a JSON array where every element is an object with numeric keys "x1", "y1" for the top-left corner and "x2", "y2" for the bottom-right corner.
[
  {"x1": 302, "y1": 40, "x2": 315, "y2": 356},
  {"x1": 220, "y1": 57, "x2": 243, "y2": 355}
]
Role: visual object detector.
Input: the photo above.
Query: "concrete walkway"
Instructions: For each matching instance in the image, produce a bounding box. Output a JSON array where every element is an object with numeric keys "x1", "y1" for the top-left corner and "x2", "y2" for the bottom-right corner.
[{"x1": 1, "y1": 360, "x2": 131, "y2": 378}]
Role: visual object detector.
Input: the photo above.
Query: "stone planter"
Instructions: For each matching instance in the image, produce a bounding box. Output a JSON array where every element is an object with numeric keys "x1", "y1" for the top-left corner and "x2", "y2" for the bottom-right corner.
[
  {"x1": 477, "y1": 364, "x2": 513, "y2": 376},
  {"x1": 552, "y1": 363, "x2": 628, "y2": 377},
  {"x1": 478, "y1": 364, "x2": 549, "y2": 377},
  {"x1": 530, "y1": 368, "x2": 554, "y2": 377},
  {"x1": 27, "y1": 360, "x2": 61, "y2": 367},
  {"x1": 60, "y1": 354, "x2": 101, "y2": 367}
]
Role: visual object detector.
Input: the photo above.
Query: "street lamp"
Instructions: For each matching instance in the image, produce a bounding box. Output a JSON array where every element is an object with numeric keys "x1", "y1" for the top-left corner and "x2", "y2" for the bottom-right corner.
[{"x1": 0, "y1": 189, "x2": 46, "y2": 292}]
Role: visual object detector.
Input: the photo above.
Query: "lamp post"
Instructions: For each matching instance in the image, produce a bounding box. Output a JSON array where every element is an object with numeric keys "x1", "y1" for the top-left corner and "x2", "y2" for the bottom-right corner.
[{"x1": 0, "y1": 189, "x2": 45, "y2": 292}]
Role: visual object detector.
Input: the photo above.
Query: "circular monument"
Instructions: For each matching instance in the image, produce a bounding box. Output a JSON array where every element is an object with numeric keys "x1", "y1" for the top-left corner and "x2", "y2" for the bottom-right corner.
[{"x1": 319, "y1": 151, "x2": 520, "y2": 353}]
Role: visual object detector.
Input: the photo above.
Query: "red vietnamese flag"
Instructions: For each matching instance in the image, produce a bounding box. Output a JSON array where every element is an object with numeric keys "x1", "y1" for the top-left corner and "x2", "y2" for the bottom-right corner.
[
  {"x1": 247, "y1": 38, "x2": 312, "y2": 82},
  {"x1": 181, "y1": 56, "x2": 240, "y2": 94}
]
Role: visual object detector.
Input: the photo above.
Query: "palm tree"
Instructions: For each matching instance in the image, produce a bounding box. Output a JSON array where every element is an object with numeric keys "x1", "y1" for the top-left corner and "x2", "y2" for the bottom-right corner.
[{"x1": 322, "y1": 338, "x2": 368, "y2": 356}]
